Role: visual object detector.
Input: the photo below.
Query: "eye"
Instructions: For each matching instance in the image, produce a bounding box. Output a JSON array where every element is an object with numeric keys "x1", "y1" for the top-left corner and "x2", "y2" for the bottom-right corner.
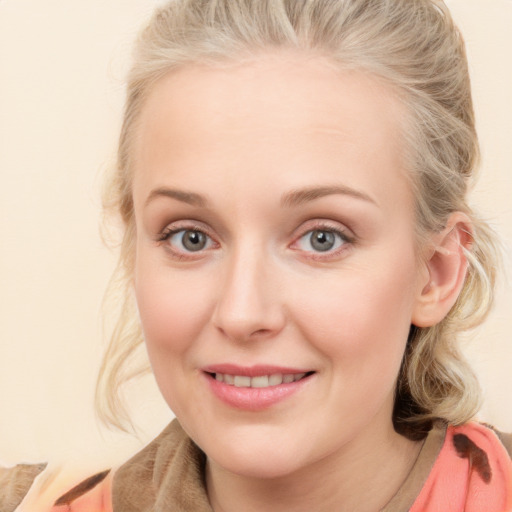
[
  {"x1": 296, "y1": 229, "x2": 348, "y2": 253},
  {"x1": 166, "y1": 229, "x2": 213, "y2": 252}
]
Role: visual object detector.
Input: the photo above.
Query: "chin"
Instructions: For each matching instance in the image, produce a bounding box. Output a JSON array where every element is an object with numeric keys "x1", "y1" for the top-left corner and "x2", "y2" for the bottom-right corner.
[
  {"x1": 198, "y1": 425, "x2": 314, "y2": 480},
  {"x1": 211, "y1": 449, "x2": 305, "y2": 480}
]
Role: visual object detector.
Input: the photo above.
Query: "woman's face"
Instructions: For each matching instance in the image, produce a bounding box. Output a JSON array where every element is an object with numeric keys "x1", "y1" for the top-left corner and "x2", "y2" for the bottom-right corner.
[{"x1": 132, "y1": 53, "x2": 428, "y2": 478}]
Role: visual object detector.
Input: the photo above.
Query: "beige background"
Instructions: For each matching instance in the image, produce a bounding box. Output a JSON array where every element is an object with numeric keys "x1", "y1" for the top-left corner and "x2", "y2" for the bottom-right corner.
[{"x1": 0, "y1": 0, "x2": 511, "y2": 470}]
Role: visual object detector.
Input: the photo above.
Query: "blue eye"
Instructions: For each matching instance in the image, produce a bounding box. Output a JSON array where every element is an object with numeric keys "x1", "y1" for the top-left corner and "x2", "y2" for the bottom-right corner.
[
  {"x1": 168, "y1": 229, "x2": 212, "y2": 252},
  {"x1": 297, "y1": 229, "x2": 347, "y2": 253}
]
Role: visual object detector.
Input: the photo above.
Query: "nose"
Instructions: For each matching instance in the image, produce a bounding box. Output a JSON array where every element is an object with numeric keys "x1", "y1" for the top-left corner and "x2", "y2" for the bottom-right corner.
[{"x1": 211, "y1": 245, "x2": 286, "y2": 343}]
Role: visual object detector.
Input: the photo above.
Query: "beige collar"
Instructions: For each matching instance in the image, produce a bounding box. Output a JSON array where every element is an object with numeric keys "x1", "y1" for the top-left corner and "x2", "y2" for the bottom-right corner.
[{"x1": 113, "y1": 419, "x2": 447, "y2": 512}]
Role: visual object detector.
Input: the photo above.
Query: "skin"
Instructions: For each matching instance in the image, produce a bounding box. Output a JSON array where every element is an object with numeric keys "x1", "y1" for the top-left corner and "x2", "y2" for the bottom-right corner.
[{"x1": 130, "y1": 52, "x2": 466, "y2": 511}]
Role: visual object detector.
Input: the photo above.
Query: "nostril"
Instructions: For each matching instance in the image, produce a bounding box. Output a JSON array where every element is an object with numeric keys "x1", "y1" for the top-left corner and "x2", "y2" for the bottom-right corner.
[
  {"x1": 251, "y1": 328, "x2": 272, "y2": 337},
  {"x1": 215, "y1": 324, "x2": 277, "y2": 343}
]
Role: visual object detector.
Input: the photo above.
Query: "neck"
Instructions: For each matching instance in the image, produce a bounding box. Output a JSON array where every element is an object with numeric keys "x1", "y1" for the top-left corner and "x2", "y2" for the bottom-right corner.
[{"x1": 206, "y1": 418, "x2": 423, "y2": 512}]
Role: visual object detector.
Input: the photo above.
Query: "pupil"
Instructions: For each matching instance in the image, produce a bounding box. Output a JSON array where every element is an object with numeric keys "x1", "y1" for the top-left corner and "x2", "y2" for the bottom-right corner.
[
  {"x1": 183, "y1": 231, "x2": 206, "y2": 251},
  {"x1": 311, "y1": 230, "x2": 335, "y2": 252}
]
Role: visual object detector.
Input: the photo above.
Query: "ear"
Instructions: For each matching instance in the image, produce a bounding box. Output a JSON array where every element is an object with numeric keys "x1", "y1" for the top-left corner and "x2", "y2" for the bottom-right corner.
[{"x1": 412, "y1": 212, "x2": 473, "y2": 328}]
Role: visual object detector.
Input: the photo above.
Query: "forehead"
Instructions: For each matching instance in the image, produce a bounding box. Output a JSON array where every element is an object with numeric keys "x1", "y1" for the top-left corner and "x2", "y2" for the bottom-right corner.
[{"x1": 132, "y1": 52, "x2": 411, "y2": 212}]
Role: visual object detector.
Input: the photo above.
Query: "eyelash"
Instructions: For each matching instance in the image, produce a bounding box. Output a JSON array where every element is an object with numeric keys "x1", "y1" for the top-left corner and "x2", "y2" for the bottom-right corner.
[
  {"x1": 291, "y1": 222, "x2": 355, "y2": 260},
  {"x1": 156, "y1": 221, "x2": 355, "y2": 261},
  {"x1": 157, "y1": 223, "x2": 217, "y2": 260}
]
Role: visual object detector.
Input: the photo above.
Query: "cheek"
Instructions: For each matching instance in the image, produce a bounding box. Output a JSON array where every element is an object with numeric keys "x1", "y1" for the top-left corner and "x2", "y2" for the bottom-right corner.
[
  {"x1": 134, "y1": 250, "x2": 213, "y2": 358},
  {"x1": 290, "y1": 255, "x2": 418, "y2": 374},
  {"x1": 134, "y1": 251, "x2": 218, "y2": 415}
]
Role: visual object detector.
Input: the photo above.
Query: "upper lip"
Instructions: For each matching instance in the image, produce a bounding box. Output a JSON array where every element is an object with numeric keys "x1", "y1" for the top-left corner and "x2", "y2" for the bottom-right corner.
[{"x1": 202, "y1": 364, "x2": 314, "y2": 377}]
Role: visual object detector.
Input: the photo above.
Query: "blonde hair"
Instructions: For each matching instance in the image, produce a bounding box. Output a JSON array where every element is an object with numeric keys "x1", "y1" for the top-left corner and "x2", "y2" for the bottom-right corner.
[{"x1": 97, "y1": 0, "x2": 501, "y2": 439}]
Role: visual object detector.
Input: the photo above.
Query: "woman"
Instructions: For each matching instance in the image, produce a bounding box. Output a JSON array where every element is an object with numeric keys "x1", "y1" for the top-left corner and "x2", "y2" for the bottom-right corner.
[{"x1": 4, "y1": 0, "x2": 511, "y2": 510}]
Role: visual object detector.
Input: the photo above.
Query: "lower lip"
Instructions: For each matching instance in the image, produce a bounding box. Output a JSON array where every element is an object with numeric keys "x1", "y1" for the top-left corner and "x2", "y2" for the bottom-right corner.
[{"x1": 204, "y1": 373, "x2": 312, "y2": 411}]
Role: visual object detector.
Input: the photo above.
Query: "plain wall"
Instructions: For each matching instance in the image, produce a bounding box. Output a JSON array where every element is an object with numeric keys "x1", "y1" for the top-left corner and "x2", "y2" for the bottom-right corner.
[{"x1": 1, "y1": 0, "x2": 511, "y2": 469}]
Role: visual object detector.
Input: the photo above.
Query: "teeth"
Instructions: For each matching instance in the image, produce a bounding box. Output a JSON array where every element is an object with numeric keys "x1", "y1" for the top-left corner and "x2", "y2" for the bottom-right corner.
[
  {"x1": 251, "y1": 376, "x2": 269, "y2": 388},
  {"x1": 269, "y1": 374, "x2": 283, "y2": 386},
  {"x1": 234, "y1": 376, "x2": 251, "y2": 387},
  {"x1": 214, "y1": 372, "x2": 308, "y2": 388}
]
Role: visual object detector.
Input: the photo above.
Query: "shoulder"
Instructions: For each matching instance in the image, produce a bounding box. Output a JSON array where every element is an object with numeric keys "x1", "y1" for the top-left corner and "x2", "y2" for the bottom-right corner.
[
  {"x1": 112, "y1": 418, "x2": 211, "y2": 512},
  {"x1": 0, "y1": 462, "x2": 47, "y2": 512},
  {"x1": 0, "y1": 462, "x2": 112, "y2": 512},
  {"x1": 410, "y1": 422, "x2": 512, "y2": 512},
  {"x1": 0, "y1": 420, "x2": 205, "y2": 512},
  {"x1": 50, "y1": 469, "x2": 112, "y2": 511},
  {"x1": 484, "y1": 423, "x2": 512, "y2": 459}
]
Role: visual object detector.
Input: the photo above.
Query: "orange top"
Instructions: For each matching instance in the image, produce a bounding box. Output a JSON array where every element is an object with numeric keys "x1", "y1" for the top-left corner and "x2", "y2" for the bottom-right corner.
[
  {"x1": 48, "y1": 469, "x2": 112, "y2": 512},
  {"x1": 411, "y1": 423, "x2": 512, "y2": 512}
]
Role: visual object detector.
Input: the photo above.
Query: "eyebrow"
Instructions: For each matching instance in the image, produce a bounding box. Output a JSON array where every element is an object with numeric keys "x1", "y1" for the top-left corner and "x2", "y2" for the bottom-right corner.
[
  {"x1": 145, "y1": 184, "x2": 377, "y2": 209},
  {"x1": 281, "y1": 185, "x2": 377, "y2": 208},
  {"x1": 145, "y1": 187, "x2": 208, "y2": 208}
]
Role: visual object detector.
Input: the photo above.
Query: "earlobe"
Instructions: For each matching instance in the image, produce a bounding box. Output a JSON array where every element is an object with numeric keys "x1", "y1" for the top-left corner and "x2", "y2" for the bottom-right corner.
[{"x1": 412, "y1": 213, "x2": 473, "y2": 328}]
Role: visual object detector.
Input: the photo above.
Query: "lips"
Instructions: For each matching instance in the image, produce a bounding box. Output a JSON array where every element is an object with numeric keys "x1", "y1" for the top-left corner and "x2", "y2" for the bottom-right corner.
[{"x1": 202, "y1": 364, "x2": 315, "y2": 410}]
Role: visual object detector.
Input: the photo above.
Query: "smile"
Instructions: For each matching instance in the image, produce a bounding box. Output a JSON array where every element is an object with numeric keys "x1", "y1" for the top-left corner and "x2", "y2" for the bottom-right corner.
[
  {"x1": 202, "y1": 366, "x2": 315, "y2": 411},
  {"x1": 212, "y1": 372, "x2": 309, "y2": 388}
]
